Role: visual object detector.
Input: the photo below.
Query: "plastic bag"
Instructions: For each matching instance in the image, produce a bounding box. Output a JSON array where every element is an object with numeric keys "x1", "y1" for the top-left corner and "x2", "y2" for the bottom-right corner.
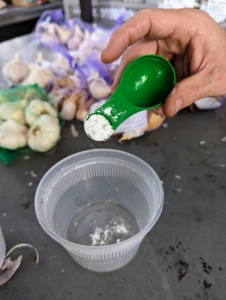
[
  {"x1": 0, "y1": 84, "x2": 64, "y2": 164},
  {"x1": 194, "y1": 97, "x2": 224, "y2": 110}
]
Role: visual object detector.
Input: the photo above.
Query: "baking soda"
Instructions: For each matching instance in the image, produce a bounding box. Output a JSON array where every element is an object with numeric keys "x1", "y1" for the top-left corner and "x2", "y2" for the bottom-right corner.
[
  {"x1": 90, "y1": 218, "x2": 130, "y2": 246},
  {"x1": 84, "y1": 114, "x2": 113, "y2": 141}
]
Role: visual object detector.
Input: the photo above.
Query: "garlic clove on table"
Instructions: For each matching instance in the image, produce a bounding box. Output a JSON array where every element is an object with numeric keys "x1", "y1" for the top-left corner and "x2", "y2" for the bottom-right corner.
[
  {"x1": 28, "y1": 115, "x2": 60, "y2": 152},
  {"x1": 0, "y1": 120, "x2": 28, "y2": 150},
  {"x1": 3, "y1": 53, "x2": 30, "y2": 85}
]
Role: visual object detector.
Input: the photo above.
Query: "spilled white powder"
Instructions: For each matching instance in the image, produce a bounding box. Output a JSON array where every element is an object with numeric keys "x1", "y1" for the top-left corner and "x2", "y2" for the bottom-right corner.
[
  {"x1": 104, "y1": 107, "x2": 112, "y2": 116},
  {"x1": 84, "y1": 114, "x2": 113, "y2": 141},
  {"x1": 90, "y1": 220, "x2": 130, "y2": 246}
]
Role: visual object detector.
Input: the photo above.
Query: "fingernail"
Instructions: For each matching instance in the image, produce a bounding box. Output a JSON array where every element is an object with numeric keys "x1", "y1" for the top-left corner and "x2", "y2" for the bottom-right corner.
[
  {"x1": 101, "y1": 50, "x2": 106, "y2": 59},
  {"x1": 176, "y1": 98, "x2": 182, "y2": 114}
]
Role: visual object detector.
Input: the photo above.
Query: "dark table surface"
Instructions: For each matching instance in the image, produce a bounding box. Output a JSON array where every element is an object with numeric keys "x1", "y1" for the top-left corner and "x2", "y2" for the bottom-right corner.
[{"x1": 0, "y1": 36, "x2": 226, "y2": 300}]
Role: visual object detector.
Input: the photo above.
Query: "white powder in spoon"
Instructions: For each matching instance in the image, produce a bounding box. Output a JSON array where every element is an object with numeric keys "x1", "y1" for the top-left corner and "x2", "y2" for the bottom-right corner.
[{"x1": 84, "y1": 114, "x2": 113, "y2": 141}]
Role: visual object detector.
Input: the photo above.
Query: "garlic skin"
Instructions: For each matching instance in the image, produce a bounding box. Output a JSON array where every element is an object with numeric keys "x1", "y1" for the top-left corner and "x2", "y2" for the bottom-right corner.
[
  {"x1": 25, "y1": 100, "x2": 57, "y2": 126},
  {"x1": 0, "y1": 99, "x2": 28, "y2": 125},
  {"x1": 23, "y1": 64, "x2": 53, "y2": 89},
  {"x1": 28, "y1": 115, "x2": 60, "y2": 152},
  {"x1": 3, "y1": 53, "x2": 30, "y2": 85},
  {"x1": 0, "y1": 120, "x2": 28, "y2": 150}
]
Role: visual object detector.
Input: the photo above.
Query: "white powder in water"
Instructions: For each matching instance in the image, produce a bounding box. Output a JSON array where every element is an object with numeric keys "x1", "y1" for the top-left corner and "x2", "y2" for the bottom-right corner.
[
  {"x1": 90, "y1": 220, "x2": 130, "y2": 246},
  {"x1": 84, "y1": 114, "x2": 113, "y2": 141}
]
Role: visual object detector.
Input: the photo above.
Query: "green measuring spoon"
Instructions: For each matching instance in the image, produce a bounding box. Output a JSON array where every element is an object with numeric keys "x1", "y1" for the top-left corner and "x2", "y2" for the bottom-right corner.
[{"x1": 84, "y1": 54, "x2": 176, "y2": 141}]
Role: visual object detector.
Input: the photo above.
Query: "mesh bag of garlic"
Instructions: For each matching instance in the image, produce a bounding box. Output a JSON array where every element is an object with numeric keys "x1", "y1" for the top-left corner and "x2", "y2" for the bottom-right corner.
[
  {"x1": 29, "y1": 10, "x2": 165, "y2": 141},
  {"x1": 0, "y1": 84, "x2": 64, "y2": 164}
]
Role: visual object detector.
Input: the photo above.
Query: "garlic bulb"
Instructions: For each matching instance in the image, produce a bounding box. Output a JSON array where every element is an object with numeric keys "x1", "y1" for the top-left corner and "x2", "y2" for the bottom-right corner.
[
  {"x1": 23, "y1": 64, "x2": 53, "y2": 89},
  {"x1": 74, "y1": 25, "x2": 83, "y2": 39},
  {"x1": 39, "y1": 23, "x2": 59, "y2": 44},
  {"x1": 60, "y1": 94, "x2": 79, "y2": 121},
  {"x1": 89, "y1": 78, "x2": 111, "y2": 99},
  {"x1": 51, "y1": 55, "x2": 72, "y2": 76},
  {"x1": 0, "y1": 0, "x2": 6, "y2": 10},
  {"x1": 25, "y1": 100, "x2": 57, "y2": 126},
  {"x1": 55, "y1": 24, "x2": 72, "y2": 44},
  {"x1": 0, "y1": 99, "x2": 28, "y2": 124},
  {"x1": 76, "y1": 102, "x2": 93, "y2": 121},
  {"x1": 28, "y1": 115, "x2": 60, "y2": 152},
  {"x1": 3, "y1": 53, "x2": 30, "y2": 85},
  {"x1": 0, "y1": 120, "x2": 28, "y2": 150},
  {"x1": 56, "y1": 77, "x2": 77, "y2": 89},
  {"x1": 67, "y1": 25, "x2": 84, "y2": 50},
  {"x1": 79, "y1": 30, "x2": 91, "y2": 53},
  {"x1": 76, "y1": 93, "x2": 94, "y2": 122},
  {"x1": 55, "y1": 55, "x2": 71, "y2": 68},
  {"x1": 50, "y1": 87, "x2": 71, "y2": 109}
]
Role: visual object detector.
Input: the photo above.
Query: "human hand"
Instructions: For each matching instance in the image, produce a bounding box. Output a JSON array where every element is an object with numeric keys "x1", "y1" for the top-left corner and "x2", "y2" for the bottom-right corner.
[{"x1": 101, "y1": 8, "x2": 226, "y2": 117}]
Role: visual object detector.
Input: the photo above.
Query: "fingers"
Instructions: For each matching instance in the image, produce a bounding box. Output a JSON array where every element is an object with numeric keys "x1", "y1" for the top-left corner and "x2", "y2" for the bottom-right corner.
[
  {"x1": 162, "y1": 72, "x2": 209, "y2": 117},
  {"x1": 112, "y1": 39, "x2": 158, "y2": 92},
  {"x1": 101, "y1": 8, "x2": 186, "y2": 64},
  {"x1": 152, "y1": 106, "x2": 166, "y2": 118}
]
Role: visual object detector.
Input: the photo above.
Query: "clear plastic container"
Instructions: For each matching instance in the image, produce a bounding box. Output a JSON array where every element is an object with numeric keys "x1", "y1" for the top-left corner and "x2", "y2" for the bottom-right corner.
[
  {"x1": 35, "y1": 149, "x2": 164, "y2": 272},
  {"x1": 0, "y1": 227, "x2": 6, "y2": 268}
]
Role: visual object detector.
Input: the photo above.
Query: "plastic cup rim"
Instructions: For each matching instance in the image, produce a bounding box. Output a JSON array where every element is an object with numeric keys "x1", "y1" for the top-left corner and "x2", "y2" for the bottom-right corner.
[{"x1": 35, "y1": 149, "x2": 164, "y2": 253}]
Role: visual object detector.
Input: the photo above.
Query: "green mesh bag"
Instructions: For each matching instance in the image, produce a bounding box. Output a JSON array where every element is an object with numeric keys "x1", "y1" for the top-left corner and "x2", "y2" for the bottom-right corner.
[
  {"x1": 0, "y1": 84, "x2": 49, "y2": 104},
  {"x1": 0, "y1": 84, "x2": 64, "y2": 164}
]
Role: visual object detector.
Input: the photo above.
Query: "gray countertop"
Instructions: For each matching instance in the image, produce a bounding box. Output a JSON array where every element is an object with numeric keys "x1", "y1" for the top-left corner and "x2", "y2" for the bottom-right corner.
[{"x1": 0, "y1": 35, "x2": 226, "y2": 300}]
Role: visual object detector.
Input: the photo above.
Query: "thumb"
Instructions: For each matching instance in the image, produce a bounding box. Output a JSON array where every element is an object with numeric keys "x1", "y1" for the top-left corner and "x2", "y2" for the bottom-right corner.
[{"x1": 162, "y1": 73, "x2": 209, "y2": 118}]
